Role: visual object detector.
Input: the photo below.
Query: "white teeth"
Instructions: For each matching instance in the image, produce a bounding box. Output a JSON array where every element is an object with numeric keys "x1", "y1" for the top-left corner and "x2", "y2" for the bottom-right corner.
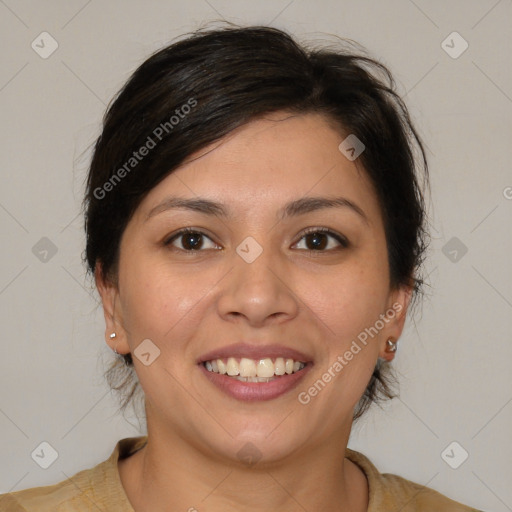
[
  {"x1": 226, "y1": 357, "x2": 240, "y2": 376},
  {"x1": 235, "y1": 376, "x2": 273, "y2": 383},
  {"x1": 239, "y1": 357, "x2": 257, "y2": 377},
  {"x1": 203, "y1": 356, "x2": 306, "y2": 378},
  {"x1": 217, "y1": 359, "x2": 227, "y2": 374},
  {"x1": 274, "y1": 357, "x2": 285, "y2": 375},
  {"x1": 257, "y1": 358, "x2": 275, "y2": 378}
]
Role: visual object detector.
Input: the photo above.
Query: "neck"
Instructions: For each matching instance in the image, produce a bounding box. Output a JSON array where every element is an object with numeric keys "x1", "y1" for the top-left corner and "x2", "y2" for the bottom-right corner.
[{"x1": 119, "y1": 424, "x2": 368, "y2": 511}]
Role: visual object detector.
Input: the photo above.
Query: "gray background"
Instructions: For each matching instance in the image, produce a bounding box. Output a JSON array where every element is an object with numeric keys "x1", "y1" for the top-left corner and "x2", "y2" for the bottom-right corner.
[{"x1": 1, "y1": 1, "x2": 511, "y2": 510}]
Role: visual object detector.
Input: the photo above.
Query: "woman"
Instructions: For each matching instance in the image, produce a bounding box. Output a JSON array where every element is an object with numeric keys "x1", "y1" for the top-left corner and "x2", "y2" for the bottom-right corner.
[{"x1": 3, "y1": 25, "x2": 483, "y2": 511}]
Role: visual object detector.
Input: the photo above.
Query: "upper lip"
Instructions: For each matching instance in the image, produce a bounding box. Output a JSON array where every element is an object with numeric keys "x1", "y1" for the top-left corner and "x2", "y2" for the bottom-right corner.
[{"x1": 197, "y1": 342, "x2": 313, "y2": 364}]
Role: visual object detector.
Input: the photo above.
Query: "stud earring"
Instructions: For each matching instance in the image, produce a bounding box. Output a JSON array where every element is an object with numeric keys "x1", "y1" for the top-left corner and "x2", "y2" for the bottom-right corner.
[
  {"x1": 109, "y1": 333, "x2": 118, "y2": 354},
  {"x1": 386, "y1": 338, "x2": 398, "y2": 353}
]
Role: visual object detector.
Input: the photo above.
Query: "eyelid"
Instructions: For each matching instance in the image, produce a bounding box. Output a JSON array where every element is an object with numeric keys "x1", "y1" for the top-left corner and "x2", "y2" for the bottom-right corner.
[
  {"x1": 164, "y1": 227, "x2": 220, "y2": 249},
  {"x1": 293, "y1": 226, "x2": 349, "y2": 249},
  {"x1": 164, "y1": 226, "x2": 349, "y2": 252}
]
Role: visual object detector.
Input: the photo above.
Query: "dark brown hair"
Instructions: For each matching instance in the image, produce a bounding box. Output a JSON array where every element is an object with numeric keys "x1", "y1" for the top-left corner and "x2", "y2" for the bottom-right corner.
[{"x1": 83, "y1": 24, "x2": 430, "y2": 421}]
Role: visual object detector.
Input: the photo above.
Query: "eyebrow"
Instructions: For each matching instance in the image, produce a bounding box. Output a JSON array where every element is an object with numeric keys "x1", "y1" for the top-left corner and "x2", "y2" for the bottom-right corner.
[{"x1": 145, "y1": 195, "x2": 369, "y2": 225}]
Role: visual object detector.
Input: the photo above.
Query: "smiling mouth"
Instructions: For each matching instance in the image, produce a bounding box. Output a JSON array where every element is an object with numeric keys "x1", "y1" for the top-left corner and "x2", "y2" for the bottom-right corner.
[{"x1": 202, "y1": 357, "x2": 307, "y2": 382}]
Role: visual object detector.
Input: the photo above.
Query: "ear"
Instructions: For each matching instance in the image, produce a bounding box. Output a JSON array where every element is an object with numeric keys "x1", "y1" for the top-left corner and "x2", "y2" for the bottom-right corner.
[
  {"x1": 95, "y1": 262, "x2": 130, "y2": 355},
  {"x1": 378, "y1": 284, "x2": 413, "y2": 362}
]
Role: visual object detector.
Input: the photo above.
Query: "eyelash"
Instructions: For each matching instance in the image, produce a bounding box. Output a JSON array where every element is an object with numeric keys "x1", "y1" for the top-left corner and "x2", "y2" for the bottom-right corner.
[{"x1": 163, "y1": 227, "x2": 349, "y2": 254}]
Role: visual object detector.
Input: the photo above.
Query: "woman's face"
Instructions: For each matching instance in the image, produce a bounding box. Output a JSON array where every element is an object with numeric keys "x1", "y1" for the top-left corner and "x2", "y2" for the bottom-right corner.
[{"x1": 98, "y1": 112, "x2": 411, "y2": 464}]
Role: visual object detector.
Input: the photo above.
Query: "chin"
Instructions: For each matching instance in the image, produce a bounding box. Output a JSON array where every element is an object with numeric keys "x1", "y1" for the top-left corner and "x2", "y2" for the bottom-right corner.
[{"x1": 208, "y1": 418, "x2": 306, "y2": 466}]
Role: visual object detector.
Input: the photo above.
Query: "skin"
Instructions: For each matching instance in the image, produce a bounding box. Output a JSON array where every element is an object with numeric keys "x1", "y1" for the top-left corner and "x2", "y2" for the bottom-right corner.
[{"x1": 96, "y1": 111, "x2": 412, "y2": 511}]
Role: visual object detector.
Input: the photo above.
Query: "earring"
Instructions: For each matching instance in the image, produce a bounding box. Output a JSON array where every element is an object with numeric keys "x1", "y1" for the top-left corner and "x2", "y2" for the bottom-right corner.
[
  {"x1": 109, "y1": 333, "x2": 118, "y2": 354},
  {"x1": 386, "y1": 338, "x2": 398, "y2": 353}
]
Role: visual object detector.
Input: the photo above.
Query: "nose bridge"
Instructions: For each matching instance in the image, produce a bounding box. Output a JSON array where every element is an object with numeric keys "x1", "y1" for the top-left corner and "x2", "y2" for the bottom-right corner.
[
  {"x1": 216, "y1": 234, "x2": 298, "y2": 325},
  {"x1": 235, "y1": 235, "x2": 278, "y2": 289}
]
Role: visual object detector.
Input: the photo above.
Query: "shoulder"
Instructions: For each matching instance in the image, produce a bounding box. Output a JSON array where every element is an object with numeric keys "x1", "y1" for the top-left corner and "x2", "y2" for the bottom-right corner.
[
  {"x1": 345, "y1": 448, "x2": 484, "y2": 512},
  {"x1": 0, "y1": 436, "x2": 147, "y2": 512},
  {"x1": 0, "y1": 464, "x2": 102, "y2": 512}
]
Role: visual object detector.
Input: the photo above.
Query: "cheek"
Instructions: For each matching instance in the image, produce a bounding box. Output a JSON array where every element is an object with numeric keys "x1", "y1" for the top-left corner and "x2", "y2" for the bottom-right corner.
[
  {"x1": 299, "y1": 255, "x2": 389, "y2": 344},
  {"x1": 295, "y1": 253, "x2": 388, "y2": 410},
  {"x1": 119, "y1": 253, "x2": 216, "y2": 342},
  {"x1": 311, "y1": 255, "x2": 389, "y2": 411}
]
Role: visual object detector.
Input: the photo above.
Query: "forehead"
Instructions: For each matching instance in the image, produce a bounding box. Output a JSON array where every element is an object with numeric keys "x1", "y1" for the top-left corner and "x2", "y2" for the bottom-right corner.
[{"x1": 137, "y1": 112, "x2": 381, "y2": 223}]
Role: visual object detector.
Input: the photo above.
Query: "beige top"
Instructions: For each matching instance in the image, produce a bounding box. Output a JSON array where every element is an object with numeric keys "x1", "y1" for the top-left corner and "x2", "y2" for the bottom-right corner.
[{"x1": 1, "y1": 436, "x2": 482, "y2": 511}]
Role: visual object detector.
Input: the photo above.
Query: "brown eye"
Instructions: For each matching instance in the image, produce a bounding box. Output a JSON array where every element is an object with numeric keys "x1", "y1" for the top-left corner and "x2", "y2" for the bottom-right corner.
[
  {"x1": 165, "y1": 229, "x2": 219, "y2": 252},
  {"x1": 293, "y1": 228, "x2": 348, "y2": 252}
]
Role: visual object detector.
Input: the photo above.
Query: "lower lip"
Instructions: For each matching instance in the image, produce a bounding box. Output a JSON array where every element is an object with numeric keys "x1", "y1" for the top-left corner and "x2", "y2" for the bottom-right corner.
[{"x1": 199, "y1": 363, "x2": 312, "y2": 401}]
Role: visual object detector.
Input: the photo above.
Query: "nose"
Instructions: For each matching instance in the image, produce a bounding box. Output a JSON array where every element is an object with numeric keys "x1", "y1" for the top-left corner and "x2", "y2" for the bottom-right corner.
[{"x1": 216, "y1": 242, "x2": 299, "y2": 328}]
